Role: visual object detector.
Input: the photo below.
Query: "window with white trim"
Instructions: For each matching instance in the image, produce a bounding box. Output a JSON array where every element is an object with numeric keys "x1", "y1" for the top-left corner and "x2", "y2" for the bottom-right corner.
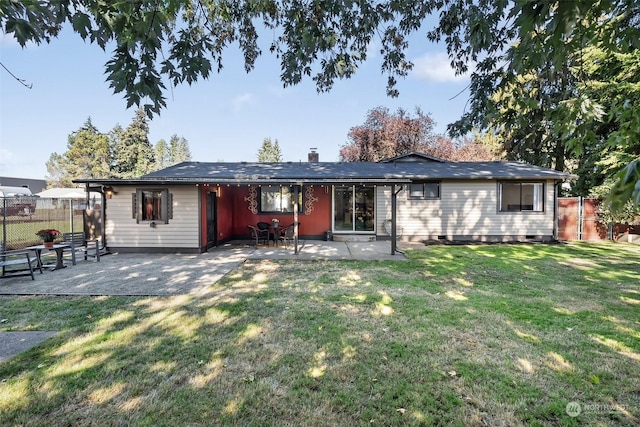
[
  {"x1": 408, "y1": 181, "x2": 440, "y2": 199},
  {"x1": 499, "y1": 182, "x2": 544, "y2": 212}
]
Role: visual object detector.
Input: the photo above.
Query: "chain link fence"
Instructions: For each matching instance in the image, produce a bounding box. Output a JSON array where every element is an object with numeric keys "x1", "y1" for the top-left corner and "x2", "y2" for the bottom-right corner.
[{"x1": 1, "y1": 197, "x2": 102, "y2": 251}]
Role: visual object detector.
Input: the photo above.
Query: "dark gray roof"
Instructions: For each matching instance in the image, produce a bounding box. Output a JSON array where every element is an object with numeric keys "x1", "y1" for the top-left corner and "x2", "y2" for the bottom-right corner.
[
  {"x1": 380, "y1": 152, "x2": 446, "y2": 163},
  {"x1": 141, "y1": 160, "x2": 572, "y2": 182},
  {"x1": 75, "y1": 160, "x2": 574, "y2": 186}
]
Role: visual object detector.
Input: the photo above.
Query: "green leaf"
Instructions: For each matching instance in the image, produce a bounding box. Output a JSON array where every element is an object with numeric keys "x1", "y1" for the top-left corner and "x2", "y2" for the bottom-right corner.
[{"x1": 72, "y1": 12, "x2": 91, "y2": 39}]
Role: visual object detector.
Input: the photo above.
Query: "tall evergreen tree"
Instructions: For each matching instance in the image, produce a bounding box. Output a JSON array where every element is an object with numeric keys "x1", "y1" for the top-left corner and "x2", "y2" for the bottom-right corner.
[
  {"x1": 154, "y1": 135, "x2": 191, "y2": 170},
  {"x1": 64, "y1": 117, "x2": 112, "y2": 179},
  {"x1": 168, "y1": 134, "x2": 192, "y2": 164},
  {"x1": 257, "y1": 138, "x2": 283, "y2": 162},
  {"x1": 155, "y1": 139, "x2": 170, "y2": 170},
  {"x1": 45, "y1": 117, "x2": 111, "y2": 186},
  {"x1": 113, "y1": 109, "x2": 156, "y2": 178},
  {"x1": 45, "y1": 152, "x2": 72, "y2": 188}
]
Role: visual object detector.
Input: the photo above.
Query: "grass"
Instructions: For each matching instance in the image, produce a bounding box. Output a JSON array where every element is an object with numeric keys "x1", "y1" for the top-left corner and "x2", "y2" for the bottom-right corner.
[{"x1": 1, "y1": 242, "x2": 639, "y2": 426}]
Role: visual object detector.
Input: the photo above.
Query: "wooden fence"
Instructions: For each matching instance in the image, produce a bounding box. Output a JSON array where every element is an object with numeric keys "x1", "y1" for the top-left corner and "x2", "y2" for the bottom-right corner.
[{"x1": 558, "y1": 197, "x2": 639, "y2": 241}]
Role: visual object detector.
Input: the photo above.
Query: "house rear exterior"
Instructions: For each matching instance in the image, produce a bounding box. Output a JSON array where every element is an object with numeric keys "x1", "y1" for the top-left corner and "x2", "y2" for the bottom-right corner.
[{"x1": 76, "y1": 153, "x2": 572, "y2": 253}]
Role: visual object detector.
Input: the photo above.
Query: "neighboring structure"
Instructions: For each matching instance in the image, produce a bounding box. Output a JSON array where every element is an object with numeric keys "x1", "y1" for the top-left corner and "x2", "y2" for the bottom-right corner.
[
  {"x1": 0, "y1": 186, "x2": 37, "y2": 217},
  {"x1": 35, "y1": 188, "x2": 102, "y2": 210},
  {"x1": 75, "y1": 152, "x2": 573, "y2": 253},
  {"x1": 0, "y1": 177, "x2": 46, "y2": 194}
]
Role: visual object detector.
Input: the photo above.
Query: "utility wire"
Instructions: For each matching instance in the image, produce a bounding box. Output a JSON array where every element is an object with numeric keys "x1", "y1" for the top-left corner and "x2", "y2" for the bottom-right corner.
[{"x1": 0, "y1": 61, "x2": 33, "y2": 89}]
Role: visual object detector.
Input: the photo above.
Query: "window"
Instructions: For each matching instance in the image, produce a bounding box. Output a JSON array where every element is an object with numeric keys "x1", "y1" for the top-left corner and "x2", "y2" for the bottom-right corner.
[
  {"x1": 408, "y1": 181, "x2": 440, "y2": 199},
  {"x1": 133, "y1": 189, "x2": 172, "y2": 223},
  {"x1": 499, "y1": 182, "x2": 544, "y2": 212},
  {"x1": 260, "y1": 186, "x2": 302, "y2": 213}
]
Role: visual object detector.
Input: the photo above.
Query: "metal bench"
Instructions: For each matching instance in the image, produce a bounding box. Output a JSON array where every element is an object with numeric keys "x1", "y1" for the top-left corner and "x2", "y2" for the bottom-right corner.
[
  {"x1": 0, "y1": 249, "x2": 42, "y2": 280},
  {"x1": 62, "y1": 232, "x2": 100, "y2": 265}
]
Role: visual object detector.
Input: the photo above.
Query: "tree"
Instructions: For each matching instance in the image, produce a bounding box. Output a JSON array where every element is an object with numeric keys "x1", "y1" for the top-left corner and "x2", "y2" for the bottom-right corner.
[
  {"x1": 155, "y1": 139, "x2": 170, "y2": 170},
  {"x1": 257, "y1": 138, "x2": 283, "y2": 162},
  {"x1": 590, "y1": 180, "x2": 640, "y2": 237},
  {"x1": 559, "y1": 47, "x2": 640, "y2": 197},
  {"x1": 168, "y1": 134, "x2": 192, "y2": 164},
  {"x1": 4, "y1": 1, "x2": 638, "y2": 204},
  {"x1": 45, "y1": 118, "x2": 112, "y2": 186},
  {"x1": 64, "y1": 117, "x2": 112, "y2": 179},
  {"x1": 429, "y1": 2, "x2": 639, "y2": 205},
  {"x1": 340, "y1": 107, "x2": 435, "y2": 162},
  {"x1": 455, "y1": 132, "x2": 504, "y2": 162},
  {"x1": 45, "y1": 152, "x2": 72, "y2": 188},
  {"x1": 339, "y1": 107, "x2": 499, "y2": 162},
  {"x1": 112, "y1": 109, "x2": 156, "y2": 178},
  {"x1": 156, "y1": 135, "x2": 192, "y2": 169}
]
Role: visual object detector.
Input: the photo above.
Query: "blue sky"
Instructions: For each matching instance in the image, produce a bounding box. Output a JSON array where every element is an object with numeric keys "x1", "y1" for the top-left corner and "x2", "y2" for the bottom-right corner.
[{"x1": 0, "y1": 26, "x2": 471, "y2": 180}]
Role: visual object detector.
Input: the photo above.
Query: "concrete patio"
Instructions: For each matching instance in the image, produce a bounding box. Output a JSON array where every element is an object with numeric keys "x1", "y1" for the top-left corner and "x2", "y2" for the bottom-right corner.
[{"x1": 0, "y1": 240, "x2": 415, "y2": 297}]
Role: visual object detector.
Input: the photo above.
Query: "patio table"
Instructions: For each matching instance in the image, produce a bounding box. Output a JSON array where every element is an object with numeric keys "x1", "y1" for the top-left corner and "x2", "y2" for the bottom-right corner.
[
  {"x1": 24, "y1": 244, "x2": 71, "y2": 271},
  {"x1": 270, "y1": 225, "x2": 284, "y2": 247}
]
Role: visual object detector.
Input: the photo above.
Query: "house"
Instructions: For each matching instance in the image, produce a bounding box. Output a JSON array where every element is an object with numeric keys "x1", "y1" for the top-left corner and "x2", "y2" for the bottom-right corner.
[
  {"x1": 75, "y1": 152, "x2": 573, "y2": 253},
  {"x1": 35, "y1": 187, "x2": 102, "y2": 211}
]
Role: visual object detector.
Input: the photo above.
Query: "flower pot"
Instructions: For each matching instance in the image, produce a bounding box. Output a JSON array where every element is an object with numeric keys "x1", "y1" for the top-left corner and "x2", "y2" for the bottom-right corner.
[{"x1": 44, "y1": 241, "x2": 54, "y2": 248}]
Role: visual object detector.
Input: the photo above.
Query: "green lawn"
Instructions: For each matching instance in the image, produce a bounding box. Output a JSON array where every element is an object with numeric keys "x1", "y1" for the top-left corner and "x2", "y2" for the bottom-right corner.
[{"x1": 1, "y1": 242, "x2": 639, "y2": 426}]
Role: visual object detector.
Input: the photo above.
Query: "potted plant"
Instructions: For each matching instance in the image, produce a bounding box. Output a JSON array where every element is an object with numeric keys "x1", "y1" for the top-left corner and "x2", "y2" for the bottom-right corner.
[
  {"x1": 36, "y1": 229, "x2": 61, "y2": 247},
  {"x1": 272, "y1": 218, "x2": 280, "y2": 228}
]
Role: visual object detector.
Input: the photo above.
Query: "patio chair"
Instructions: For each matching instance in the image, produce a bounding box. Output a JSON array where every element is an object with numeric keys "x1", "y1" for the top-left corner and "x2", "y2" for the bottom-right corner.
[
  {"x1": 257, "y1": 221, "x2": 275, "y2": 243},
  {"x1": 0, "y1": 249, "x2": 42, "y2": 280},
  {"x1": 61, "y1": 232, "x2": 100, "y2": 265},
  {"x1": 278, "y1": 224, "x2": 295, "y2": 248},
  {"x1": 248, "y1": 225, "x2": 269, "y2": 247}
]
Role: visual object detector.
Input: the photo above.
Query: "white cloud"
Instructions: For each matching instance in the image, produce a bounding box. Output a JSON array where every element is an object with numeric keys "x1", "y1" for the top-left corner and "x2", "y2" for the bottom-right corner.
[
  {"x1": 366, "y1": 40, "x2": 380, "y2": 60},
  {"x1": 0, "y1": 148, "x2": 18, "y2": 176},
  {"x1": 231, "y1": 92, "x2": 256, "y2": 112},
  {"x1": 266, "y1": 84, "x2": 287, "y2": 97},
  {"x1": 0, "y1": 148, "x2": 14, "y2": 163},
  {"x1": 412, "y1": 51, "x2": 472, "y2": 83}
]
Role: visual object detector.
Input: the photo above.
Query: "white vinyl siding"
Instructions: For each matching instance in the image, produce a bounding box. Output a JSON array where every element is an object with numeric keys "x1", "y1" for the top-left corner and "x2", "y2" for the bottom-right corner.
[
  {"x1": 377, "y1": 180, "x2": 556, "y2": 239},
  {"x1": 105, "y1": 185, "x2": 199, "y2": 248}
]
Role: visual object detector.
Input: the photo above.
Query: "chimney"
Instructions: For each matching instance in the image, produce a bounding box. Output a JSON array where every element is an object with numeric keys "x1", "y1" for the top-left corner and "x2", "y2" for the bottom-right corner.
[{"x1": 308, "y1": 148, "x2": 319, "y2": 163}]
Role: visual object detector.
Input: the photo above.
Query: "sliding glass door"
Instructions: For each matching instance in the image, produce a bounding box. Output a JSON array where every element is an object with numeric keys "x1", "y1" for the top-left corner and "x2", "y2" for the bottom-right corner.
[{"x1": 333, "y1": 185, "x2": 375, "y2": 232}]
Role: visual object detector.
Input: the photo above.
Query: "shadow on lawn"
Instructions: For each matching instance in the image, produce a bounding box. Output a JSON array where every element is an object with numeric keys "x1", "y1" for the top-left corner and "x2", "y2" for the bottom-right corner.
[{"x1": 1, "y1": 243, "x2": 640, "y2": 425}]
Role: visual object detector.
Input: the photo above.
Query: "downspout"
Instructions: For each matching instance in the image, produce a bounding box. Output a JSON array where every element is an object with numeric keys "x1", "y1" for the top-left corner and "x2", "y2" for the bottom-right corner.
[
  {"x1": 391, "y1": 185, "x2": 402, "y2": 255},
  {"x1": 294, "y1": 184, "x2": 299, "y2": 254},
  {"x1": 391, "y1": 185, "x2": 396, "y2": 255},
  {"x1": 95, "y1": 183, "x2": 107, "y2": 250},
  {"x1": 553, "y1": 181, "x2": 559, "y2": 241},
  {"x1": 2, "y1": 198, "x2": 6, "y2": 251},
  {"x1": 70, "y1": 199, "x2": 74, "y2": 233}
]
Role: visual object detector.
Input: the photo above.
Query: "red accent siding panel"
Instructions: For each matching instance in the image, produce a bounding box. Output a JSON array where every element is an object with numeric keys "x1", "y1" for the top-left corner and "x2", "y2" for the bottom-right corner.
[{"x1": 227, "y1": 185, "x2": 331, "y2": 237}]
